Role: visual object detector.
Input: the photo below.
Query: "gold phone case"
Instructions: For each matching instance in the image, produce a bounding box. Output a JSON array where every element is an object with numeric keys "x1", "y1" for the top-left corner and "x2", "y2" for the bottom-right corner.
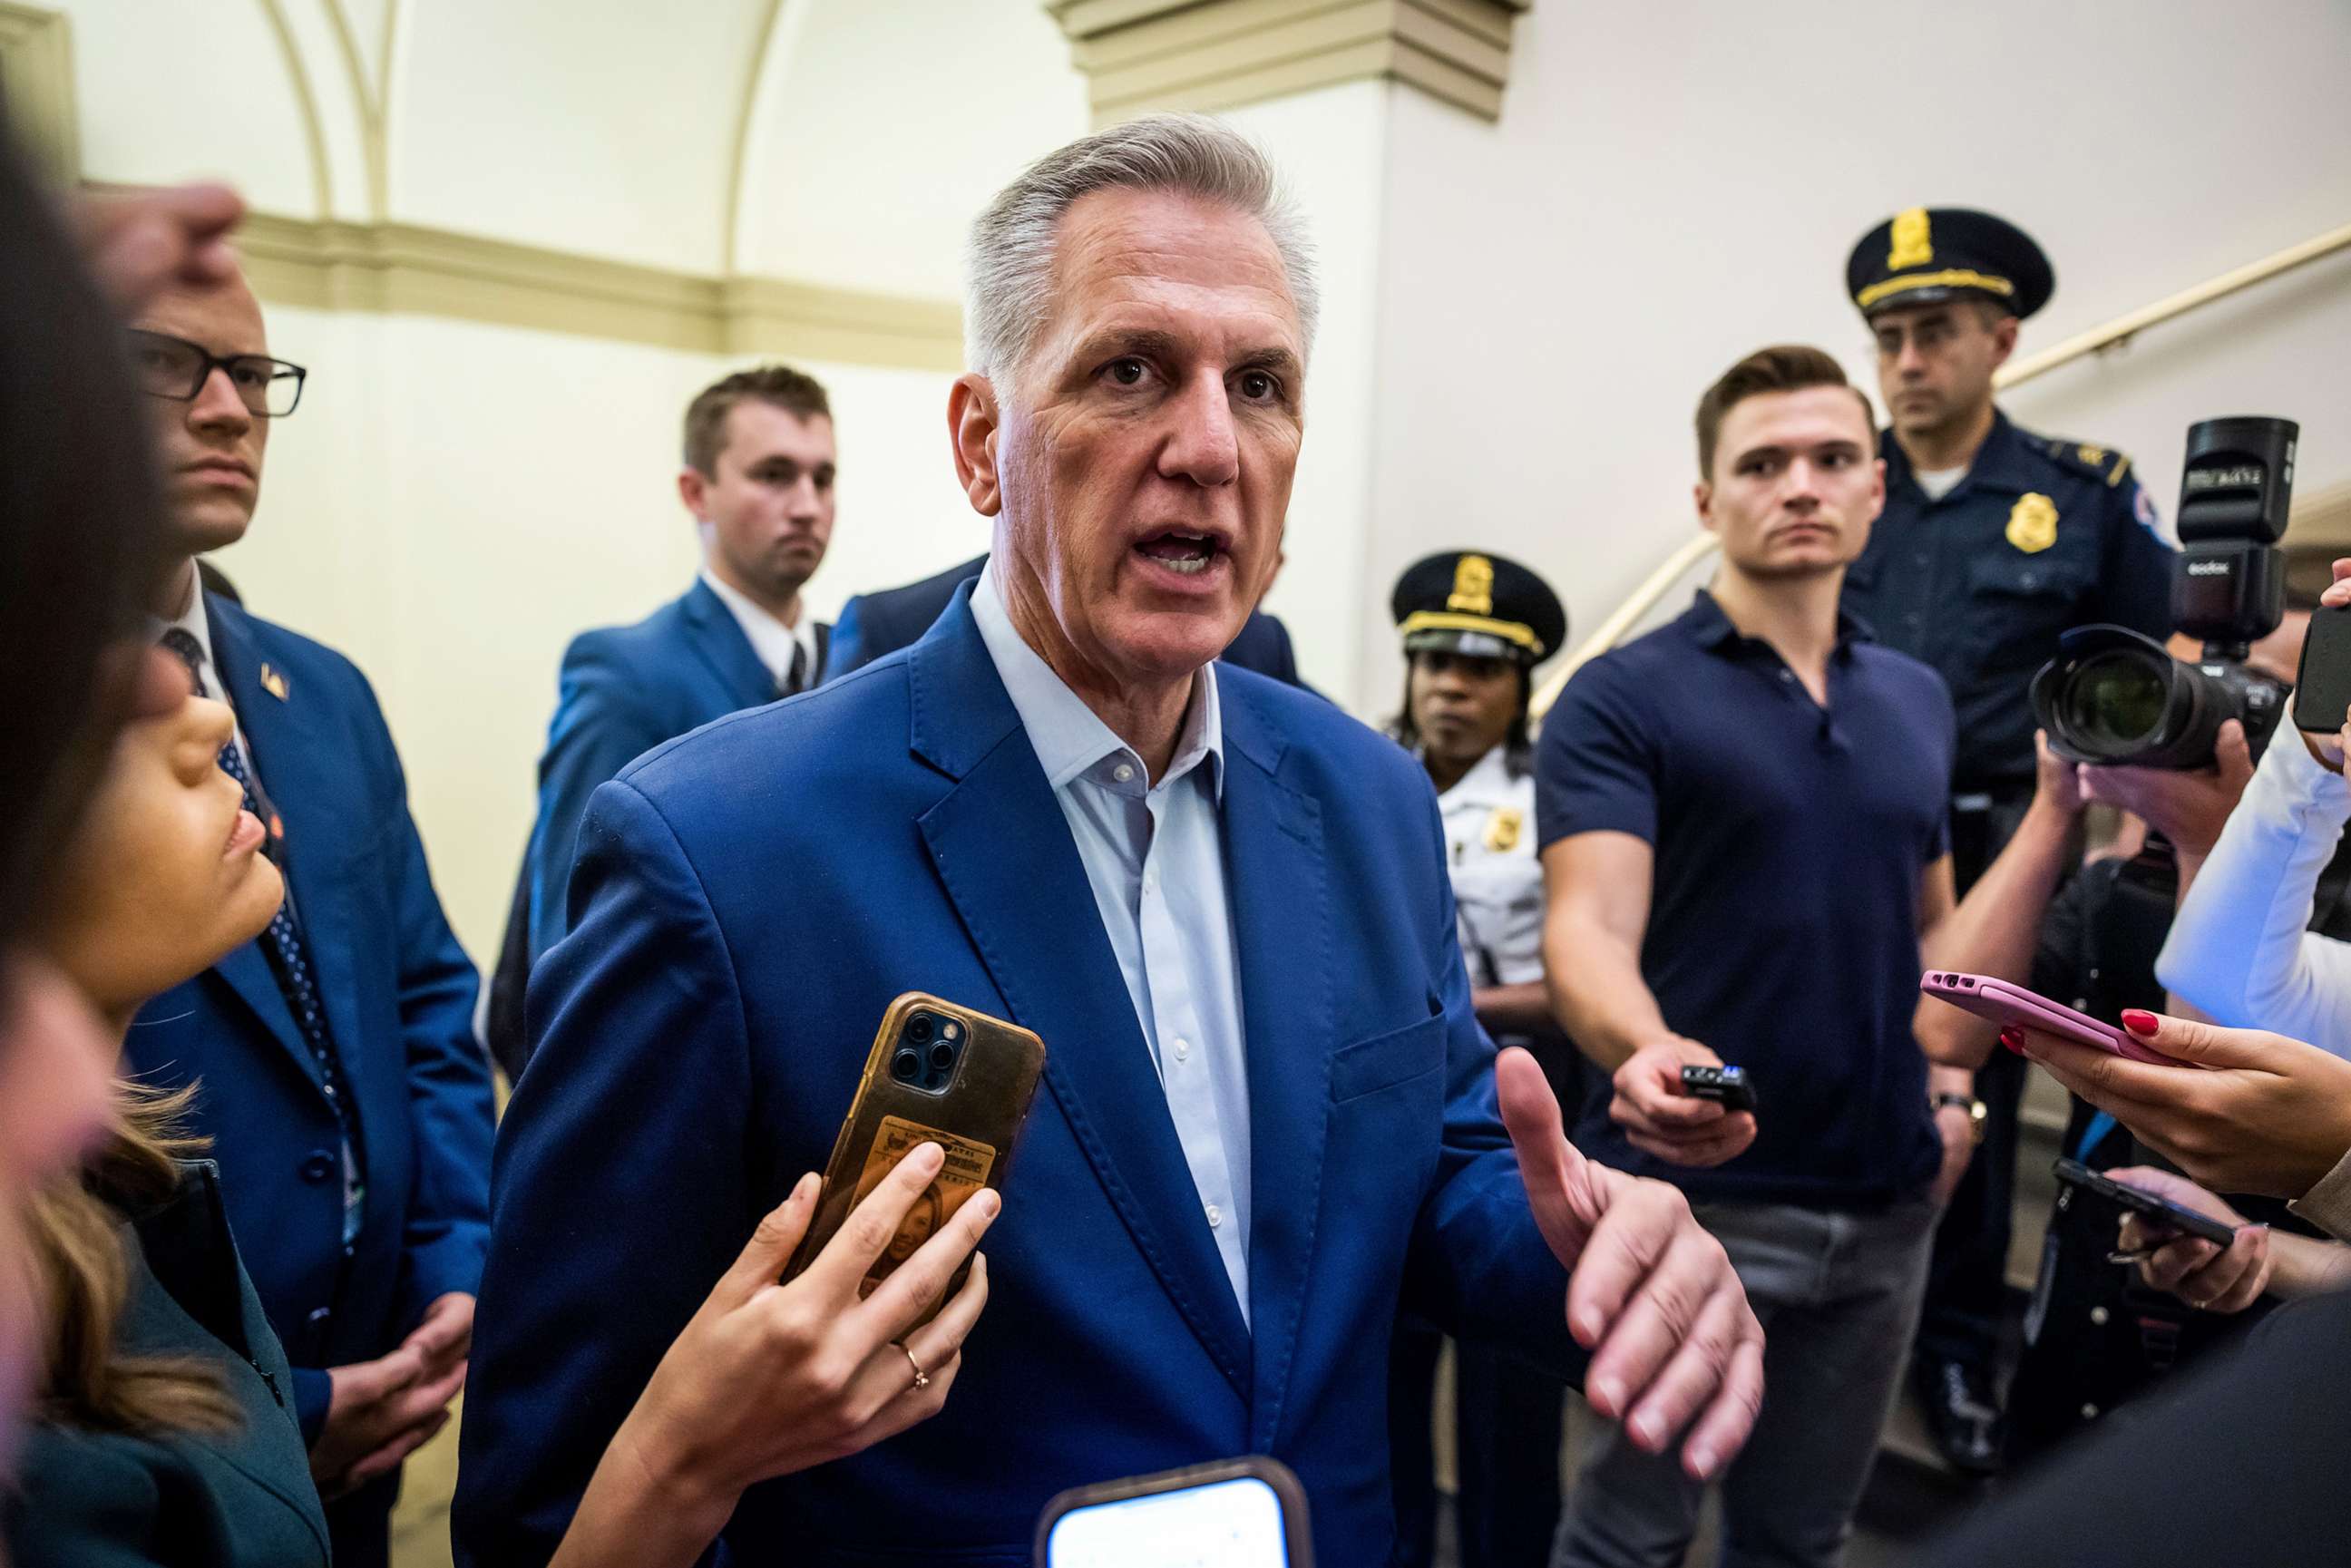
[{"x1": 785, "y1": 991, "x2": 1046, "y2": 1299}]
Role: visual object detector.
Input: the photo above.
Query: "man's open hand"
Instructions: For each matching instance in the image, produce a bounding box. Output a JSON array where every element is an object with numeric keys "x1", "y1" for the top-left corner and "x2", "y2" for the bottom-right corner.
[{"x1": 1498, "y1": 1047, "x2": 1764, "y2": 1480}]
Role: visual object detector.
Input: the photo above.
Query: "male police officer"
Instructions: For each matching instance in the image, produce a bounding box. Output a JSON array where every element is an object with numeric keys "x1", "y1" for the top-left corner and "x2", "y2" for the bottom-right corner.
[{"x1": 1839, "y1": 206, "x2": 2176, "y2": 1473}]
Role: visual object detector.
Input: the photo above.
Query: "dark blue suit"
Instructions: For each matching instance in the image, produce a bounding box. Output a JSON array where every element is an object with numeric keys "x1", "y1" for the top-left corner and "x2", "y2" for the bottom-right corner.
[
  {"x1": 454, "y1": 588, "x2": 1578, "y2": 1567},
  {"x1": 124, "y1": 594, "x2": 495, "y2": 1559},
  {"x1": 828, "y1": 551, "x2": 1304, "y2": 687},
  {"x1": 483, "y1": 582, "x2": 824, "y2": 1079}
]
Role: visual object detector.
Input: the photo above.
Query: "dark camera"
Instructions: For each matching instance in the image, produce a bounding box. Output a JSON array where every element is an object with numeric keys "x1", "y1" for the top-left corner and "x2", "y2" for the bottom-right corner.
[
  {"x1": 905, "y1": 1013, "x2": 935, "y2": 1045},
  {"x1": 892, "y1": 1048, "x2": 923, "y2": 1082},
  {"x1": 2031, "y1": 416, "x2": 2297, "y2": 768}
]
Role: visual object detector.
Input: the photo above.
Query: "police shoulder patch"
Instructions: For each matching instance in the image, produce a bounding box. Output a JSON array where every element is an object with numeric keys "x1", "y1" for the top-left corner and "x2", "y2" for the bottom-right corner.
[{"x1": 2040, "y1": 434, "x2": 2133, "y2": 486}]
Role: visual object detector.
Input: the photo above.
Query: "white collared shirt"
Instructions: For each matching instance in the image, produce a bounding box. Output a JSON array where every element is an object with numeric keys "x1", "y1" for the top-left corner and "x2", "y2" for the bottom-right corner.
[
  {"x1": 970, "y1": 565, "x2": 1254, "y2": 1323},
  {"x1": 700, "y1": 568, "x2": 818, "y2": 692},
  {"x1": 151, "y1": 569, "x2": 256, "y2": 778},
  {"x1": 1434, "y1": 745, "x2": 1544, "y2": 988}
]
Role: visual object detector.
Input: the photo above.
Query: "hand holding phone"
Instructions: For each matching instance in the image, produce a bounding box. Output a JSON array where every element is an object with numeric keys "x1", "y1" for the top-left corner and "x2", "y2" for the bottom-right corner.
[
  {"x1": 2295, "y1": 602, "x2": 2351, "y2": 736},
  {"x1": 2053, "y1": 1157, "x2": 2238, "y2": 1249},
  {"x1": 1918, "y1": 971, "x2": 2169, "y2": 1066},
  {"x1": 1678, "y1": 1064, "x2": 1758, "y2": 1114},
  {"x1": 1036, "y1": 1457, "x2": 1313, "y2": 1566},
  {"x1": 1609, "y1": 1038, "x2": 1756, "y2": 1168}
]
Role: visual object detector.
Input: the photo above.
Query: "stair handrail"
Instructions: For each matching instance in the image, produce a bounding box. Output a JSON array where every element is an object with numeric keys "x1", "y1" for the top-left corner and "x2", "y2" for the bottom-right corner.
[{"x1": 1528, "y1": 219, "x2": 2351, "y2": 722}]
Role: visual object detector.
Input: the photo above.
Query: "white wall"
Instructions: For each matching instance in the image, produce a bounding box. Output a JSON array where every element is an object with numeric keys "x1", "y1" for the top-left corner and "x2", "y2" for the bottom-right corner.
[{"x1": 1359, "y1": 0, "x2": 2351, "y2": 707}]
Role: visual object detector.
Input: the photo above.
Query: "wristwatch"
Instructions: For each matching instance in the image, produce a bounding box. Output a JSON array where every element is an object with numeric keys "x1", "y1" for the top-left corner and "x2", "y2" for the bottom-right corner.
[{"x1": 1932, "y1": 1092, "x2": 1987, "y2": 1146}]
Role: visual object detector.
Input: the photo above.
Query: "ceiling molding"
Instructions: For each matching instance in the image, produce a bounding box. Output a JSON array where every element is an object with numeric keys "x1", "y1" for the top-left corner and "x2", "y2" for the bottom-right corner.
[
  {"x1": 0, "y1": 1, "x2": 79, "y2": 181},
  {"x1": 1047, "y1": 0, "x2": 1530, "y2": 124},
  {"x1": 317, "y1": 0, "x2": 388, "y2": 217},
  {"x1": 724, "y1": 0, "x2": 790, "y2": 278},
  {"x1": 220, "y1": 205, "x2": 962, "y2": 368},
  {"x1": 251, "y1": 0, "x2": 335, "y2": 215}
]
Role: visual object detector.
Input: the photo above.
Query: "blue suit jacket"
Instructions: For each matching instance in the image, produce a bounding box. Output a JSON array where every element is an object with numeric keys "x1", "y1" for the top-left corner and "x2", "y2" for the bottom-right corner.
[
  {"x1": 454, "y1": 589, "x2": 1576, "y2": 1567},
  {"x1": 829, "y1": 551, "x2": 1303, "y2": 687},
  {"x1": 522, "y1": 579, "x2": 823, "y2": 961},
  {"x1": 124, "y1": 594, "x2": 496, "y2": 1438}
]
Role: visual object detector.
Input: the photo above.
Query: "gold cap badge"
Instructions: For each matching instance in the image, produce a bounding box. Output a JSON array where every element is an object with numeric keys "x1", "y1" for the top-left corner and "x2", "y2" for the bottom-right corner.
[
  {"x1": 2006, "y1": 493, "x2": 2058, "y2": 555},
  {"x1": 259, "y1": 663, "x2": 290, "y2": 701},
  {"x1": 1448, "y1": 554, "x2": 1496, "y2": 617},
  {"x1": 1888, "y1": 207, "x2": 1934, "y2": 271}
]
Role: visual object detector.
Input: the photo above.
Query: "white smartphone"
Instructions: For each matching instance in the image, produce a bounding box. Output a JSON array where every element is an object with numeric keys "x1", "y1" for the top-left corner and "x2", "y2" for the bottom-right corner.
[{"x1": 1035, "y1": 1456, "x2": 1313, "y2": 1567}]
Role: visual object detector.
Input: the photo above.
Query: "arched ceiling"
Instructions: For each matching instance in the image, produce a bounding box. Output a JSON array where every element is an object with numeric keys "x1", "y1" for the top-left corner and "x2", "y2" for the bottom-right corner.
[{"x1": 52, "y1": 0, "x2": 1088, "y2": 297}]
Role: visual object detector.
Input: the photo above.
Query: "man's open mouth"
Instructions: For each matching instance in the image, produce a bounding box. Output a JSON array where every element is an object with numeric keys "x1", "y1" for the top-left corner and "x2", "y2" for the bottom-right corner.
[{"x1": 1135, "y1": 528, "x2": 1226, "y2": 577}]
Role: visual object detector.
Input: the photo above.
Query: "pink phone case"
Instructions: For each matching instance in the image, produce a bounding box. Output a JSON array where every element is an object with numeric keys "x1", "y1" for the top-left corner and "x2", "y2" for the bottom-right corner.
[{"x1": 1918, "y1": 970, "x2": 2170, "y2": 1066}]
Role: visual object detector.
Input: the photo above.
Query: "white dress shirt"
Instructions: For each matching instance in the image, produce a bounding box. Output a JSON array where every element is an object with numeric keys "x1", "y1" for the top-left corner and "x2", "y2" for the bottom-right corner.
[
  {"x1": 1434, "y1": 744, "x2": 1544, "y2": 989},
  {"x1": 700, "y1": 568, "x2": 818, "y2": 692},
  {"x1": 970, "y1": 566, "x2": 1254, "y2": 1322},
  {"x1": 2157, "y1": 732, "x2": 2351, "y2": 1058},
  {"x1": 151, "y1": 570, "x2": 256, "y2": 778}
]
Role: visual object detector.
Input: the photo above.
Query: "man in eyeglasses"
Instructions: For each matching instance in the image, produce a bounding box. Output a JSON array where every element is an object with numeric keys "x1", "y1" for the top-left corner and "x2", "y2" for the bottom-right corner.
[{"x1": 122, "y1": 258, "x2": 496, "y2": 1568}]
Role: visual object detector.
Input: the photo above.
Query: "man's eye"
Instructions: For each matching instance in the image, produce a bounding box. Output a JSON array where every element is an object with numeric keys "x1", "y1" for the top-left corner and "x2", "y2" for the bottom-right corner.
[
  {"x1": 1106, "y1": 358, "x2": 1147, "y2": 386},
  {"x1": 1236, "y1": 370, "x2": 1277, "y2": 401}
]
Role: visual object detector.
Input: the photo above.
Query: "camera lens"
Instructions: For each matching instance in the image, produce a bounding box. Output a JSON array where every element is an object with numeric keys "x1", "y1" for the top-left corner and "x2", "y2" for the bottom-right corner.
[
  {"x1": 2062, "y1": 649, "x2": 2171, "y2": 753},
  {"x1": 892, "y1": 1049, "x2": 922, "y2": 1082},
  {"x1": 929, "y1": 1042, "x2": 956, "y2": 1071},
  {"x1": 905, "y1": 1014, "x2": 935, "y2": 1045}
]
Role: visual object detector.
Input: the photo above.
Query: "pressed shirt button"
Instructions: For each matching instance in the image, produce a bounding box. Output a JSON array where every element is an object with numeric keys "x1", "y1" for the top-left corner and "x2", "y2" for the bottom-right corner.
[
  {"x1": 1174, "y1": 1037, "x2": 1191, "y2": 1062},
  {"x1": 1112, "y1": 763, "x2": 1136, "y2": 784},
  {"x1": 1205, "y1": 1203, "x2": 1223, "y2": 1228},
  {"x1": 1143, "y1": 866, "x2": 1158, "y2": 894}
]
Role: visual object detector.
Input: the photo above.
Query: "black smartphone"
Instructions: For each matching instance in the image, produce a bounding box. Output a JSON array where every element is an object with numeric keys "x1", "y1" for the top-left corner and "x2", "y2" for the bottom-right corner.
[
  {"x1": 1678, "y1": 1064, "x2": 1758, "y2": 1114},
  {"x1": 2294, "y1": 603, "x2": 2351, "y2": 734},
  {"x1": 2053, "y1": 1158, "x2": 2237, "y2": 1248},
  {"x1": 1035, "y1": 1456, "x2": 1313, "y2": 1566}
]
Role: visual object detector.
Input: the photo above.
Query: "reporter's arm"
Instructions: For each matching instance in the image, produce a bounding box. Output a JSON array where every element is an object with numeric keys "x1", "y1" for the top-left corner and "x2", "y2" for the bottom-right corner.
[
  {"x1": 1473, "y1": 980, "x2": 1561, "y2": 1037},
  {"x1": 2156, "y1": 723, "x2": 2351, "y2": 1053},
  {"x1": 1915, "y1": 740, "x2": 2083, "y2": 1068}
]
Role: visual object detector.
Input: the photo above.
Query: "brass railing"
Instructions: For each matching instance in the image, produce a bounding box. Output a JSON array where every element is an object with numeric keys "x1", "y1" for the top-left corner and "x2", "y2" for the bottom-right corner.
[{"x1": 1528, "y1": 219, "x2": 2351, "y2": 721}]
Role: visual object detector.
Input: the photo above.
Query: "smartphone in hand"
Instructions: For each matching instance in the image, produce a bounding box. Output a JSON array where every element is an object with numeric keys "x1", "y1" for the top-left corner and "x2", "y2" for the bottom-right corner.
[
  {"x1": 786, "y1": 991, "x2": 1045, "y2": 1304},
  {"x1": 1037, "y1": 1456, "x2": 1314, "y2": 1566},
  {"x1": 1919, "y1": 971, "x2": 2168, "y2": 1066},
  {"x1": 2296, "y1": 603, "x2": 2351, "y2": 735},
  {"x1": 2053, "y1": 1157, "x2": 2238, "y2": 1249},
  {"x1": 1678, "y1": 1064, "x2": 1758, "y2": 1114}
]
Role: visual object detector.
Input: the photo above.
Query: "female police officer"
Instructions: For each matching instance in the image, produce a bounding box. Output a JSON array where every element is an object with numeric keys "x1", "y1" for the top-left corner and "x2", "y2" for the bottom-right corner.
[{"x1": 1384, "y1": 550, "x2": 1574, "y2": 1568}]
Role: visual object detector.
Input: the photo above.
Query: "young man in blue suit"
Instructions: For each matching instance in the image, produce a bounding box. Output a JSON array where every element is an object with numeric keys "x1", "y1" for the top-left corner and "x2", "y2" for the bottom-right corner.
[
  {"x1": 486, "y1": 365, "x2": 835, "y2": 1076},
  {"x1": 122, "y1": 262, "x2": 495, "y2": 1567},
  {"x1": 454, "y1": 117, "x2": 1765, "y2": 1567}
]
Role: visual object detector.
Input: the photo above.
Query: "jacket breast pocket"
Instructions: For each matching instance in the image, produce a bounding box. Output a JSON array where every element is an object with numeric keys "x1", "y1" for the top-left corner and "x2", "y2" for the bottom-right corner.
[{"x1": 1330, "y1": 1014, "x2": 1447, "y2": 1104}]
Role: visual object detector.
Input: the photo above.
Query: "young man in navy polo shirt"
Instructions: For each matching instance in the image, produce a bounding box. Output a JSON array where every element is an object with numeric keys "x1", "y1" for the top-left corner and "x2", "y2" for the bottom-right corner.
[{"x1": 1538, "y1": 346, "x2": 1982, "y2": 1568}]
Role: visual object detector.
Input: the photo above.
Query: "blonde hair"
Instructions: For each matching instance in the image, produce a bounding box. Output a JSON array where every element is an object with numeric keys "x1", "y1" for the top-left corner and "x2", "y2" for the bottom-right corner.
[{"x1": 30, "y1": 1080, "x2": 240, "y2": 1435}]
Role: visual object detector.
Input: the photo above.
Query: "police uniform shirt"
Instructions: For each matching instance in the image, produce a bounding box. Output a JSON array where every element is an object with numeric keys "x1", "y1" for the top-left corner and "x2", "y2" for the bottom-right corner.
[
  {"x1": 1435, "y1": 744, "x2": 1544, "y2": 988},
  {"x1": 1839, "y1": 410, "x2": 2175, "y2": 791}
]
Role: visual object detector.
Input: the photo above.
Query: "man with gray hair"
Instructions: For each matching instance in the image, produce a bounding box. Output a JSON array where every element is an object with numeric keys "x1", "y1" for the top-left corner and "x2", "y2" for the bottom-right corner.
[{"x1": 454, "y1": 114, "x2": 1763, "y2": 1566}]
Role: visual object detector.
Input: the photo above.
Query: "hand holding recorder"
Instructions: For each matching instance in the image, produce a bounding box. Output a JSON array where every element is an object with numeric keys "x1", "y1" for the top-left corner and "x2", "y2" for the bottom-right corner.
[{"x1": 1609, "y1": 1036, "x2": 1758, "y2": 1168}]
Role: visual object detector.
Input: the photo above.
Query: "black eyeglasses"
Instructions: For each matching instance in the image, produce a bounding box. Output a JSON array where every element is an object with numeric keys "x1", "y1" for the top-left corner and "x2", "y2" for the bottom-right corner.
[{"x1": 125, "y1": 328, "x2": 307, "y2": 418}]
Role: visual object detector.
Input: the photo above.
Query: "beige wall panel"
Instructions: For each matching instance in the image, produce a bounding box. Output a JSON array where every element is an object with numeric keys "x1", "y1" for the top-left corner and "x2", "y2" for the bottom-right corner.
[
  {"x1": 52, "y1": 0, "x2": 316, "y2": 214},
  {"x1": 736, "y1": 0, "x2": 1086, "y2": 298},
  {"x1": 395, "y1": 0, "x2": 768, "y2": 272},
  {"x1": 0, "y1": 2, "x2": 78, "y2": 178},
  {"x1": 1353, "y1": 0, "x2": 2351, "y2": 708}
]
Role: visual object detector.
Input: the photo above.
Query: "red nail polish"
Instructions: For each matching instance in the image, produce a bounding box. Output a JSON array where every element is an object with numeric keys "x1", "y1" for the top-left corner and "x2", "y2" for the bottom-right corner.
[
  {"x1": 2121, "y1": 1009, "x2": 2160, "y2": 1038},
  {"x1": 1999, "y1": 1026, "x2": 2024, "y2": 1056}
]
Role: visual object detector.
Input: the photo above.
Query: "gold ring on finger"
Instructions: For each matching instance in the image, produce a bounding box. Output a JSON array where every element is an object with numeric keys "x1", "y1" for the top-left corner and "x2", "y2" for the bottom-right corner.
[{"x1": 897, "y1": 1341, "x2": 930, "y2": 1393}]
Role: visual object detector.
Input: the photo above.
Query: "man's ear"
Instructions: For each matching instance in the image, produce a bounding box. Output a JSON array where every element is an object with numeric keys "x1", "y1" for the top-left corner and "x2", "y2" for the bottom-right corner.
[
  {"x1": 1988, "y1": 313, "x2": 2020, "y2": 370},
  {"x1": 1694, "y1": 478, "x2": 1718, "y2": 535},
  {"x1": 677, "y1": 465, "x2": 709, "y2": 521},
  {"x1": 948, "y1": 373, "x2": 1005, "y2": 518}
]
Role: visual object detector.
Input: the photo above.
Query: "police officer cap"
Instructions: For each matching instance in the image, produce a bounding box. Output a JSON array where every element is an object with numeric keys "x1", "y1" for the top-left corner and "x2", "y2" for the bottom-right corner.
[
  {"x1": 1390, "y1": 550, "x2": 1567, "y2": 667},
  {"x1": 1846, "y1": 207, "x2": 2054, "y2": 321}
]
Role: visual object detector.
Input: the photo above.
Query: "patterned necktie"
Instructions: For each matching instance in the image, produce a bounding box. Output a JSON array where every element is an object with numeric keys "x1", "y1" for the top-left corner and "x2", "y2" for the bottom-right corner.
[
  {"x1": 158, "y1": 628, "x2": 366, "y2": 1246},
  {"x1": 781, "y1": 638, "x2": 809, "y2": 698}
]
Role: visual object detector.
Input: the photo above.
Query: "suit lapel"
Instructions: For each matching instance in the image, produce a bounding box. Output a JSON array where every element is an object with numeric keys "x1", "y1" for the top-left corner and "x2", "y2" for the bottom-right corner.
[
  {"x1": 1220, "y1": 681, "x2": 1336, "y2": 1448},
  {"x1": 909, "y1": 593, "x2": 1254, "y2": 1399},
  {"x1": 206, "y1": 597, "x2": 343, "y2": 1094},
  {"x1": 680, "y1": 579, "x2": 779, "y2": 708}
]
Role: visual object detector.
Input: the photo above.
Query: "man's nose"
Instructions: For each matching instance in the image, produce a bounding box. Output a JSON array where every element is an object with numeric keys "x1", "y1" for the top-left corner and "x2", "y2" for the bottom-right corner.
[
  {"x1": 189, "y1": 365, "x2": 252, "y2": 434},
  {"x1": 1782, "y1": 461, "x2": 1826, "y2": 503},
  {"x1": 1894, "y1": 336, "x2": 1927, "y2": 377},
  {"x1": 1160, "y1": 369, "x2": 1240, "y2": 487},
  {"x1": 785, "y1": 473, "x2": 823, "y2": 520}
]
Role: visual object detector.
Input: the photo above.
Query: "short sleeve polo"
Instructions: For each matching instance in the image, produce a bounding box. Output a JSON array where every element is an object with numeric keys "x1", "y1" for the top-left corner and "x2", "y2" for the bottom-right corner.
[{"x1": 1536, "y1": 591, "x2": 1956, "y2": 1208}]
